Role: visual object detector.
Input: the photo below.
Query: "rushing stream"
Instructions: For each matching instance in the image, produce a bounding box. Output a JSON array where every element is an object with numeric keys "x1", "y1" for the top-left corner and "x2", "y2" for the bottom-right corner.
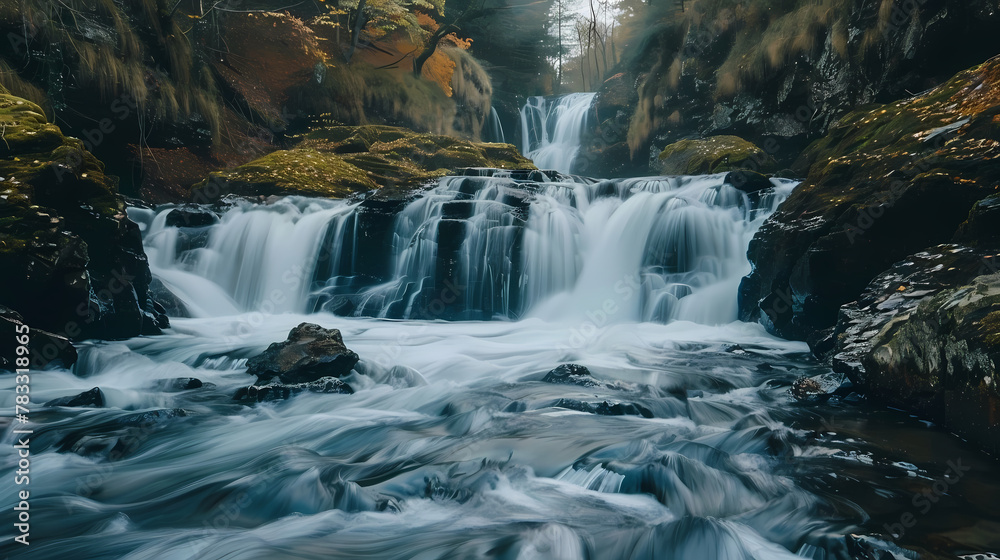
[
  {"x1": 4, "y1": 87, "x2": 1000, "y2": 559},
  {"x1": 3, "y1": 168, "x2": 1000, "y2": 559}
]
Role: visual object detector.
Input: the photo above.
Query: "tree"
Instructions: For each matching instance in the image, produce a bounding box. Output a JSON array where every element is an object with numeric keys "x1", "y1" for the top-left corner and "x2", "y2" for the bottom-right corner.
[{"x1": 335, "y1": 0, "x2": 446, "y2": 63}]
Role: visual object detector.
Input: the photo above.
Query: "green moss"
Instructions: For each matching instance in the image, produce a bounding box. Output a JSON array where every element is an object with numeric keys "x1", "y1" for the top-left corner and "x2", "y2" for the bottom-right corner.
[
  {"x1": 657, "y1": 135, "x2": 777, "y2": 175},
  {"x1": 205, "y1": 149, "x2": 377, "y2": 198},
  {"x1": 0, "y1": 92, "x2": 121, "y2": 217},
  {"x1": 200, "y1": 125, "x2": 536, "y2": 199}
]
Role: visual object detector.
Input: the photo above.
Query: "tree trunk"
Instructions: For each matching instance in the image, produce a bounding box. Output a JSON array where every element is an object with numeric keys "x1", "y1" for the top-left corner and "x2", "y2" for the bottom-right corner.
[
  {"x1": 413, "y1": 24, "x2": 458, "y2": 77},
  {"x1": 346, "y1": 0, "x2": 368, "y2": 64}
]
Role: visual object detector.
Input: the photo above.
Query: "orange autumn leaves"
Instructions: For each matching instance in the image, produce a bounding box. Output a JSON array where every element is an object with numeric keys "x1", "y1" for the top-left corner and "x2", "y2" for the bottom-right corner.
[{"x1": 355, "y1": 11, "x2": 473, "y2": 97}]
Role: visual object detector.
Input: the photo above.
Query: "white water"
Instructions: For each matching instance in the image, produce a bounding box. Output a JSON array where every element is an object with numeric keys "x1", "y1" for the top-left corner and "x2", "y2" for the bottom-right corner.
[
  {"x1": 3, "y1": 173, "x2": 936, "y2": 559},
  {"x1": 484, "y1": 106, "x2": 506, "y2": 144},
  {"x1": 136, "y1": 174, "x2": 795, "y2": 325},
  {"x1": 520, "y1": 93, "x2": 596, "y2": 173}
]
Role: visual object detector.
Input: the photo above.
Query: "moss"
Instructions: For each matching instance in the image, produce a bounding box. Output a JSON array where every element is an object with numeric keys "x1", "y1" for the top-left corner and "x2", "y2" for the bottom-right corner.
[
  {"x1": 981, "y1": 310, "x2": 1000, "y2": 348},
  {"x1": 787, "y1": 59, "x2": 1000, "y2": 215},
  {"x1": 197, "y1": 125, "x2": 535, "y2": 199},
  {"x1": 204, "y1": 149, "x2": 377, "y2": 198},
  {"x1": 657, "y1": 135, "x2": 777, "y2": 175},
  {"x1": 0, "y1": 93, "x2": 120, "y2": 217}
]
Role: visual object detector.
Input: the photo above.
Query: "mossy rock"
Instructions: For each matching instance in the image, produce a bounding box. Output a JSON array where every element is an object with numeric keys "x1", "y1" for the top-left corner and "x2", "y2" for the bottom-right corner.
[
  {"x1": 741, "y1": 57, "x2": 1000, "y2": 343},
  {"x1": 203, "y1": 149, "x2": 377, "y2": 198},
  {"x1": 196, "y1": 125, "x2": 535, "y2": 199},
  {"x1": 657, "y1": 136, "x2": 777, "y2": 175},
  {"x1": 0, "y1": 92, "x2": 165, "y2": 352}
]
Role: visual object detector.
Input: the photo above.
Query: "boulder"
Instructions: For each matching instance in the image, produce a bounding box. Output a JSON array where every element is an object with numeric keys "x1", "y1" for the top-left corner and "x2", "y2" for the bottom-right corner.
[
  {"x1": 45, "y1": 387, "x2": 104, "y2": 408},
  {"x1": 0, "y1": 91, "x2": 167, "y2": 357},
  {"x1": 551, "y1": 398, "x2": 654, "y2": 418},
  {"x1": 164, "y1": 206, "x2": 219, "y2": 228},
  {"x1": 542, "y1": 364, "x2": 594, "y2": 385},
  {"x1": 833, "y1": 245, "x2": 1000, "y2": 454},
  {"x1": 789, "y1": 373, "x2": 852, "y2": 403},
  {"x1": 657, "y1": 136, "x2": 777, "y2": 176},
  {"x1": 724, "y1": 170, "x2": 775, "y2": 195},
  {"x1": 152, "y1": 378, "x2": 204, "y2": 392},
  {"x1": 246, "y1": 323, "x2": 360, "y2": 385},
  {"x1": 740, "y1": 57, "x2": 1000, "y2": 345}
]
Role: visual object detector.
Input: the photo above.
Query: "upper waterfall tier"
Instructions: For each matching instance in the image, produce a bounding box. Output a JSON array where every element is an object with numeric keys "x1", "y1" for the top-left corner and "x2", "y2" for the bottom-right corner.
[
  {"x1": 520, "y1": 93, "x2": 596, "y2": 174},
  {"x1": 132, "y1": 172, "x2": 796, "y2": 324}
]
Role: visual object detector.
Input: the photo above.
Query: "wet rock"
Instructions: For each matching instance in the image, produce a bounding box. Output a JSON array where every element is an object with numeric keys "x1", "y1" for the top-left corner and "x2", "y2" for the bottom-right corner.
[
  {"x1": 833, "y1": 245, "x2": 1000, "y2": 454},
  {"x1": 0, "y1": 91, "x2": 167, "y2": 347},
  {"x1": 657, "y1": 136, "x2": 777, "y2": 176},
  {"x1": 45, "y1": 387, "x2": 105, "y2": 408},
  {"x1": 152, "y1": 378, "x2": 204, "y2": 392},
  {"x1": 831, "y1": 245, "x2": 992, "y2": 382},
  {"x1": 542, "y1": 364, "x2": 595, "y2": 385},
  {"x1": 0, "y1": 305, "x2": 77, "y2": 371},
  {"x1": 147, "y1": 278, "x2": 189, "y2": 319},
  {"x1": 789, "y1": 373, "x2": 847, "y2": 403},
  {"x1": 740, "y1": 58, "x2": 1000, "y2": 345},
  {"x1": 164, "y1": 206, "x2": 219, "y2": 228},
  {"x1": 247, "y1": 323, "x2": 360, "y2": 384},
  {"x1": 724, "y1": 170, "x2": 773, "y2": 195},
  {"x1": 233, "y1": 377, "x2": 354, "y2": 403},
  {"x1": 552, "y1": 398, "x2": 654, "y2": 418}
]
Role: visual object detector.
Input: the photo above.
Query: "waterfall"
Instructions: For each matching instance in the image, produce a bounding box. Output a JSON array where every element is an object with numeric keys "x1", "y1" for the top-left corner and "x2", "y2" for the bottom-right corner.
[
  {"x1": 520, "y1": 92, "x2": 596, "y2": 173},
  {"x1": 17, "y1": 174, "x2": 980, "y2": 560},
  {"x1": 138, "y1": 173, "x2": 795, "y2": 324},
  {"x1": 483, "y1": 106, "x2": 506, "y2": 143}
]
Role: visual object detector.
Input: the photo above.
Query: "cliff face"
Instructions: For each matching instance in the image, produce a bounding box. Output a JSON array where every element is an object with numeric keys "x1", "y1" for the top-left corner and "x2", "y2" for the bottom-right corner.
[
  {"x1": 736, "y1": 56, "x2": 1000, "y2": 453},
  {"x1": 0, "y1": 90, "x2": 167, "y2": 368},
  {"x1": 739, "y1": 55, "x2": 1000, "y2": 345},
  {"x1": 580, "y1": 0, "x2": 1000, "y2": 177}
]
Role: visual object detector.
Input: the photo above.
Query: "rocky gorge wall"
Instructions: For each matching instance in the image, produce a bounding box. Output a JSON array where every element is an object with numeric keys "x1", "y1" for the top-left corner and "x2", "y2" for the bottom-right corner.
[
  {"x1": 580, "y1": 0, "x2": 1000, "y2": 177},
  {"x1": 740, "y1": 55, "x2": 1000, "y2": 454}
]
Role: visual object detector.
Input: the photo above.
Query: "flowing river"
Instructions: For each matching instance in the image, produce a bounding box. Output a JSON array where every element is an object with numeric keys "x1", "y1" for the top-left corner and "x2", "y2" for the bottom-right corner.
[{"x1": 3, "y1": 168, "x2": 999, "y2": 559}]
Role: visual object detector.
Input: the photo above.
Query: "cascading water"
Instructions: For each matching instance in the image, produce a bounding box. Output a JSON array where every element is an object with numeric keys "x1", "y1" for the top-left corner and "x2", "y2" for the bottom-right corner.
[
  {"x1": 137, "y1": 173, "x2": 795, "y2": 324},
  {"x1": 520, "y1": 92, "x2": 596, "y2": 173},
  {"x1": 6, "y1": 172, "x2": 997, "y2": 559},
  {"x1": 483, "y1": 106, "x2": 506, "y2": 143}
]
